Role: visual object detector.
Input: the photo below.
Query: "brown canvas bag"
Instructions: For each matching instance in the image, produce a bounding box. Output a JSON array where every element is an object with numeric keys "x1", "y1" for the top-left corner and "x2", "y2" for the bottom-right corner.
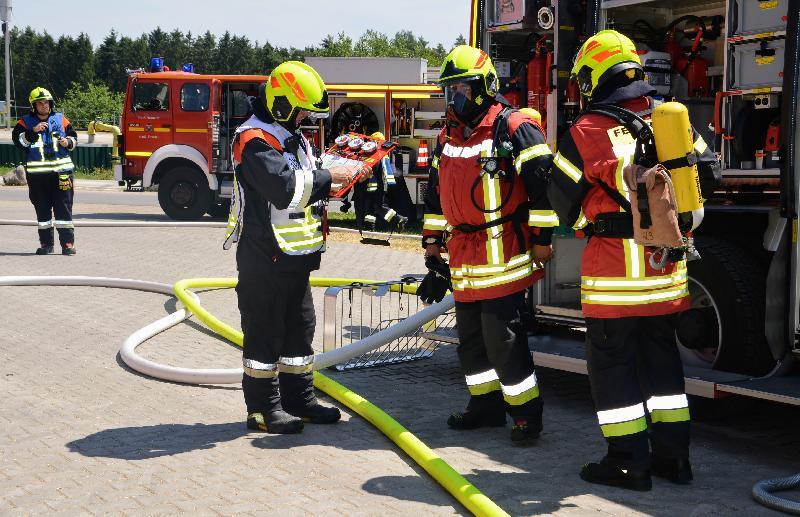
[{"x1": 623, "y1": 163, "x2": 684, "y2": 248}]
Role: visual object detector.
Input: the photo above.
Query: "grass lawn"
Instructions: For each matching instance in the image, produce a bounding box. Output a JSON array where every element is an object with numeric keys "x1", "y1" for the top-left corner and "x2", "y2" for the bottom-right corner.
[
  {"x1": 327, "y1": 209, "x2": 423, "y2": 235},
  {"x1": 0, "y1": 165, "x2": 114, "y2": 180}
]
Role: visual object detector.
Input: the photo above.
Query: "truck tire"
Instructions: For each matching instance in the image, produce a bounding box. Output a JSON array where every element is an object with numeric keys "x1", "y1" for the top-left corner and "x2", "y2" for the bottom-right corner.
[
  {"x1": 158, "y1": 166, "x2": 211, "y2": 221},
  {"x1": 676, "y1": 236, "x2": 775, "y2": 376}
]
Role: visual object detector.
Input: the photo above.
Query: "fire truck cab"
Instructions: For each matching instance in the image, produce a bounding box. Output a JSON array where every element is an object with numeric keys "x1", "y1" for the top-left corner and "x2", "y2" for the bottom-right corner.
[{"x1": 118, "y1": 71, "x2": 265, "y2": 220}]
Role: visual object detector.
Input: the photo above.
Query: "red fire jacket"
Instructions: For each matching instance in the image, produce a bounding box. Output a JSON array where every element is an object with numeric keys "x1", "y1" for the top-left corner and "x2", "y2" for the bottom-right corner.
[{"x1": 422, "y1": 102, "x2": 556, "y2": 302}]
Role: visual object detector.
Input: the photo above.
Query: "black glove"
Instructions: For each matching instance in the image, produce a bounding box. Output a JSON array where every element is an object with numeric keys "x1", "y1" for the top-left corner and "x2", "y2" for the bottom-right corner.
[
  {"x1": 24, "y1": 128, "x2": 39, "y2": 144},
  {"x1": 417, "y1": 256, "x2": 451, "y2": 304}
]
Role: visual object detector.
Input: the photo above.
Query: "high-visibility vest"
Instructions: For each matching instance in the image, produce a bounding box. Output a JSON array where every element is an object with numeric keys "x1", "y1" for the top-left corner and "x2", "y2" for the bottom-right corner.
[
  {"x1": 224, "y1": 116, "x2": 324, "y2": 256},
  {"x1": 21, "y1": 113, "x2": 74, "y2": 174}
]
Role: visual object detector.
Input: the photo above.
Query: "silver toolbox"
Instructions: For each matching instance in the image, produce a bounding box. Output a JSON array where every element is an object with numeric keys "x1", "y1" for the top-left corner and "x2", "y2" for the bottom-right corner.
[
  {"x1": 730, "y1": 39, "x2": 785, "y2": 89},
  {"x1": 730, "y1": 0, "x2": 788, "y2": 36}
]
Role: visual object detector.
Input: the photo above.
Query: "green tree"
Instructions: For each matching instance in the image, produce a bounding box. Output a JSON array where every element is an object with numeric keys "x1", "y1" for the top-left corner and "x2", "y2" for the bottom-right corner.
[
  {"x1": 189, "y1": 31, "x2": 216, "y2": 74},
  {"x1": 59, "y1": 82, "x2": 124, "y2": 128}
]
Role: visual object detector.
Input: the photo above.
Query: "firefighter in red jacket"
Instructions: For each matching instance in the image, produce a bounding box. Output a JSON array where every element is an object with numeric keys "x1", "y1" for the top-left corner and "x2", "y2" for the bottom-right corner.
[
  {"x1": 224, "y1": 61, "x2": 369, "y2": 434},
  {"x1": 422, "y1": 45, "x2": 557, "y2": 445},
  {"x1": 548, "y1": 30, "x2": 719, "y2": 489}
]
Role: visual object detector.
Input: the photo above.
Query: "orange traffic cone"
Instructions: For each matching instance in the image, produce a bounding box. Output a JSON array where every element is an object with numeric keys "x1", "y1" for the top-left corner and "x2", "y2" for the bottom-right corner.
[{"x1": 417, "y1": 140, "x2": 429, "y2": 168}]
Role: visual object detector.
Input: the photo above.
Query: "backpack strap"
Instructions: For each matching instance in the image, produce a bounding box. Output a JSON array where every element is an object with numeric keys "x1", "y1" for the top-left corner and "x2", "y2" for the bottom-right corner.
[{"x1": 233, "y1": 128, "x2": 284, "y2": 164}]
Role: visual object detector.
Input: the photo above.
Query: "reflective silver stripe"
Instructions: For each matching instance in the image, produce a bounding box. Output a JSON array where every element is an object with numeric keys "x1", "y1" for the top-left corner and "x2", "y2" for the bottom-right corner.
[
  {"x1": 501, "y1": 372, "x2": 538, "y2": 397},
  {"x1": 442, "y1": 139, "x2": 494, "y2": 159},
  {"x1": 38, "y1": 220, "x2": 54, "y2": 229},
  {"x1": 243, "y1": 358, "x2": 277, "y2": 371},
  {"x1": 646, "y1": 394, "x2": 688, "y2": 411},
  {"x1": 553, "y1": 152, "x2": 582, "y2": 183},
  {"x1": 18, "y1": 132, "x2": 31, "y2": 147},
  {"x1": 582, "y1": 269, "x2": 687, "y2": 291},
  {"x1": 383, "y1": 209, "x2": 397, "y2": 222},
  {"x1": 528, "y1": 210, "x2": 559, "y2": 227},
  {"x1": 597, "y1": 403, "x2": 645, "y2": 425},
  {"x1": 423, "y1": 214, "x2": 447, "y2": 230},
  {"x1": 54, "y1": 220, "x2": 74, "y2": 229},
  {"x1": 581, "y1": 286, "x2": 688, "y2": 304},
  {"x1": 279, "y1": 355, "x2": 314, "y2": 366},
  {"x1": 288, "y1": 169, "x2": 314, "y2": 209},
  {"x1": 364, "y1": 214, "x2": 377, "y2": 223},
  {"x1": 465, "y1": 369, "x2": 499, "y2": 386},
  {"x1": 514, "y1": 144, "x2": 551, "y2": 171}
]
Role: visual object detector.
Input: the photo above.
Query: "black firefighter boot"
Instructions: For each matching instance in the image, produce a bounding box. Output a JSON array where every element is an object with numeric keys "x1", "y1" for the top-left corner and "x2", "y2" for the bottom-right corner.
[
  {"x1": 447, "y1": 391, "x2": 506, "y2": 430},
  {"x1": 508, "y1": 397, "x2": 543, "y2": 446},
  {"x1": 244, "y1": 375, "x2": 304, "y2": 434},
  {"x1": 280, "y1": 372, "x2": 341, "y2": 424}
]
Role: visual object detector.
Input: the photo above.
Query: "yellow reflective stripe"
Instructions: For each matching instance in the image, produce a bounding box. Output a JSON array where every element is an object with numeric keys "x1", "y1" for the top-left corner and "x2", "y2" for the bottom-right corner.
[
  {"x1": 553, "y1": 152, "x2": 582, "y2": 182},
  {"x1": 582, "y1": 264, "x2": 687, "y2": 291},
  {"x1": 650, "y1": 408, "x2": 690, "y2": 424},
  {"x1": 514, "y1": 143, "x2": 552, "y2": 171},
  {"x1": 431, "y1": 156, "x2": 439, "y2": 169},
  {"x1": 581, "y1": 284, "x2": 688, "y2": 305},
  {"x1": 468, "y1": 379, "x2": 501, "y2": 396},
  {"x1": 693, "y1": 136, "x2": 708, "y2": 154},
  {"x1": 573, "y1": 210, "x2": 589, "y2": 230},
  {"x1": 528, "y1": 210, "x2": 559, "y2": 227},
  {"x1": 153, "y1": 127, "x2": 171, "y2": 133},
  {"x1": 453, "y1": 256, "x2": 538, "y2": 291},
  {"x1": 423, "y1": 214, "x2": 447, "y2": 230},
  {"x1": 127, "y1": 127, "x2": 145, "y2": 132},
  {"x1": 126, "y1": 151, "x2": 153, "y2": 157},
  {"x1": 451, "y1": 253, "x2": 532, "y2": 278},
  {"x1": 504, "y1": 385, "x2": 540, "y2": 406},
  {"x1": 483, "y1": 173, "x2": 504, "y2": 266},
  {"x1": 601, "y1": 416, "x2": 647, "y2": 437},
  {"x1": 175, "y1": 128, "x2": 209, "y2": 133}
]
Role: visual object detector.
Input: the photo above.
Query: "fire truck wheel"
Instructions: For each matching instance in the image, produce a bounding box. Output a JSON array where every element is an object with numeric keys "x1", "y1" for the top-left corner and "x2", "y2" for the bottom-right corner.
[
  {"x1": 157, "y1": 166, "x2": 212, "y2": 221},
  {"x1": 677, "y1": 236, "x2": 776, "y2": 376}
]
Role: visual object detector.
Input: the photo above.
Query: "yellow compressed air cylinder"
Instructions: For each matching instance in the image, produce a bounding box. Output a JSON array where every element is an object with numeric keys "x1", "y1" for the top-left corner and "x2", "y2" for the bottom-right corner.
[
  {"x1": 651, "y1": 102, "x2": 704, "y2": 230},
  {"x1": 519, "y1": 107, "x2": 542, "y2": 125}
]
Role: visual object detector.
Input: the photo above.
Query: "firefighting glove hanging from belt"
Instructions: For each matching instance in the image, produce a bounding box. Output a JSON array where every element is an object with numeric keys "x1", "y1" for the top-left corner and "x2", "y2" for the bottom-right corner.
[{"x1": 417, "y1": 256, "x2": 452, "y2": 304}]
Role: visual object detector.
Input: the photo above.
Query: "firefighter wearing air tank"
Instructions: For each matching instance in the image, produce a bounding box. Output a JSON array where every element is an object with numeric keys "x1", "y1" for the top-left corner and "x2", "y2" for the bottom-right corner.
[
  {"x1": 12, "y1": 87, "x2": 79, "y2": 255},
  {"x1": 548, "y1": 30, "x2": 720, "y2": 490},
  {"x1": 421, "y1": 45, "x2": 557, "y2": 445},
  {"x1": 224, "y1": 61, "x2": 370, "y2": 434}
]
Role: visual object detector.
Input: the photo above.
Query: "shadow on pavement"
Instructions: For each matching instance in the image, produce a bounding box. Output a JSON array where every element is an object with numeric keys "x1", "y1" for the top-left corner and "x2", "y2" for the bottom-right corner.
[
  {"x1": 361, "y1": 472, "x2": 580, "y2": 516},
  {"x1": 66, "y1": 422, "x2": 247, "y2": 460}
]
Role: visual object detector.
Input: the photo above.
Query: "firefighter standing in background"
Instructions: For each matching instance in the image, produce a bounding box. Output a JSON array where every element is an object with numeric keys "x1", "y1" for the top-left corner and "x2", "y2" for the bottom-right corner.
[
  {"x1": 224, "y1": 61, "x2": 370, "y2": 434},
  {"x1": 548, "y1": 30, "x2": 719, "y2": 489},
  {"x1": 12, "y1": 87, "x2": 79, "y2": 255},
  {"x1": 422, "y1": 46, "x2": 557, "y2": 445},
  {"x1": 352, "y1": 131, "x2": 408, "y2": 233}
]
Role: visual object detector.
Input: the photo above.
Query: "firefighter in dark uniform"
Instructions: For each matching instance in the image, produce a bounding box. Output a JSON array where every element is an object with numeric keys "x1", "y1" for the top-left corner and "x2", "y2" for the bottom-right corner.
[
  {"x1": 12, "y1": 87, "x2": 79, "y2": 255},
  {"x1": 352, "y1": 132, "x2": 408, "y2": 233},
  {"x1": 548, "y1": 30, "x2": 719, "y2": 489},
  {"x1": 224, "y1": 61, "x2": 370, "y2": 433},
  {"x1": 421, "y1": 45, "x2": 558, "y2": 445}
]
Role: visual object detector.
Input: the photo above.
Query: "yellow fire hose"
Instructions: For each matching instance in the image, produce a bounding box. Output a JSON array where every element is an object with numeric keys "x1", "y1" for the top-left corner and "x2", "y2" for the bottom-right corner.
[{"x1": 173, "y1": 278, "x2": 509, "y2": 517}]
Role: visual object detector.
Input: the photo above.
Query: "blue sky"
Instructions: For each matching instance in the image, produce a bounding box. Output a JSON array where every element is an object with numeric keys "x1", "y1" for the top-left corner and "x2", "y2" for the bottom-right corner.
[{"x1": 11, "y1": 1, "x2": 470, "y2": 50}]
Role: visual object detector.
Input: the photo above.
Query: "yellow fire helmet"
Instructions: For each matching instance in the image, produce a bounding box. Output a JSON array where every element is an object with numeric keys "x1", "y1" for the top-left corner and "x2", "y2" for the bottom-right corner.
[
  {"x1": 29, "y1": 86, "x2": 54, "y2": 108},
  {"x1": 571, "y1": 30, "x2": 643, "y2": 98},
  {"x1": 370, "y1": 131, "x2": 386, "y2": 140},
  {"x1": 265, "y1": 61, "x2": 330, "y2": 123},
  {"x1": 438, "y1": 45, "x2": 498, "y2": 101},
  {"x1": 519, "y1": 107, "x2": 542, "y2": 125}
]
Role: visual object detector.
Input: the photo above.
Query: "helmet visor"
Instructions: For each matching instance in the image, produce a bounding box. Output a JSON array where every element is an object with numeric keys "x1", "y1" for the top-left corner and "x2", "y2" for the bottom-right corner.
[{"x1": 442, "y1": 76, "x2": 481, "y2": 108}]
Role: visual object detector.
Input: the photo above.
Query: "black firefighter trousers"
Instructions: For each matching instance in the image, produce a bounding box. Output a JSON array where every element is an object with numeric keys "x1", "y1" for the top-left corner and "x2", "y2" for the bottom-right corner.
[
  {"x1": 236, "y1": 271, "x2": 317, "y2": 414},
  {"x1": 27, "y1": 171, "x2": 74, "y2": 247},
  {"x1": 585, "y1": 314, "x2": 690, "y2": 471},
  {"x1": 455, "y1": 291, "x2": 543, "y2": 426}
]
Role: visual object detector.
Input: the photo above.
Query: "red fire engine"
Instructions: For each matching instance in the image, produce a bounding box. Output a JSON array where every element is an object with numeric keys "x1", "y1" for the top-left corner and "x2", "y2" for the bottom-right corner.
[{"x1": 115, "y1": 62, "x2": 443, "y2": 221}]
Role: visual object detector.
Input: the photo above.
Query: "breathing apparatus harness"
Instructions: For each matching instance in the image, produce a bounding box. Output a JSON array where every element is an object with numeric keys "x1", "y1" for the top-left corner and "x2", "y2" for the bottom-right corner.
[
  {"x1": 452, "y1": 107, "x2": 530, "y2": 254},
  {"x1": 584, "y1": 102, "x2": 699, "y2": 268}
]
